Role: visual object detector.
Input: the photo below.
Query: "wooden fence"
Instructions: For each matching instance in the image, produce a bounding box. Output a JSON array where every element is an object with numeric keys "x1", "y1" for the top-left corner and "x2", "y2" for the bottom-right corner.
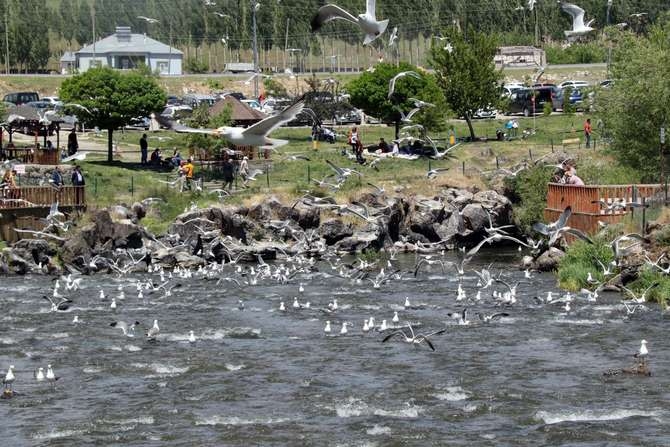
[
  {"x1": 1, "y1": 186, "x2": 85, "y2": 208},
  {"x1": 3, "y1": 148, "x2": 60, "y2": 165},
  {"x1": 544, "y1": 183, "x2": 665, "y2": 234}
]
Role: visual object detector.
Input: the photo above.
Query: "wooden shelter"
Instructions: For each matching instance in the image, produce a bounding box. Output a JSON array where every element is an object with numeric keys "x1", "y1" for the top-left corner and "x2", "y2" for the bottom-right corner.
[{"x1": 209, "y1": 96, "x2": 266, "y2": 127}]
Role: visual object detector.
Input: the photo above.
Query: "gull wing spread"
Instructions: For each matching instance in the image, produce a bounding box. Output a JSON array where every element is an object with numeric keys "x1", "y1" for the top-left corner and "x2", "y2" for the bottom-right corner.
[
  {"x1": 561, "y1": 2, "x2": 586, "y2": 30},
  {"x1": 243, "y1": 100, "x2": 305, "y2": 137},
  {"x1": 311, "y1": 4, "x2": 358, "y2": 32}
]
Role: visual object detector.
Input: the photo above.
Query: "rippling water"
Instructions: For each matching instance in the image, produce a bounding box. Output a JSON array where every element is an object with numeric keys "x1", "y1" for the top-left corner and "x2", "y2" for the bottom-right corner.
[{"x1": 1, "y1": 250, "x2": 669, "y2": 446}]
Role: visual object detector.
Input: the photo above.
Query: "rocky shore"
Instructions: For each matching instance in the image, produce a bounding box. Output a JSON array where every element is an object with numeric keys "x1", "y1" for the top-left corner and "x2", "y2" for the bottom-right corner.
[{"x1": 0, "y1": 186, "x2": 531, "y2": 275}]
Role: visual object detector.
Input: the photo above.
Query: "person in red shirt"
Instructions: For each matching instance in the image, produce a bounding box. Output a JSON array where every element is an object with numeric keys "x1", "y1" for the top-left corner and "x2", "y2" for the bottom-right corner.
[{"x1": 584, "y1": 118, "x2": 592, "y2": 148}]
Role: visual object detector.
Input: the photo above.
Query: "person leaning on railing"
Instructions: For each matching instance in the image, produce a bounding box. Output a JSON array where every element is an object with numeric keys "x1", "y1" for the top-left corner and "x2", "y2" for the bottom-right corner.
[{"x1": 1, "y1": 169, "x2": 19, "y2": 199}]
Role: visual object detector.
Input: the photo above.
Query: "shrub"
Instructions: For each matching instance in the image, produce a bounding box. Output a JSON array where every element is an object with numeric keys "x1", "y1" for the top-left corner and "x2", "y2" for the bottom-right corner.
[
  {"x1": 627, "y1": 267, "x2": 670, "y2": 307},
  {"x1": 507, "y1": 166, "x2": 552, "y2": 234},
  {"x1": 184, "y1": 57, "x2": 209, "y2": 74},
  {"x1": 557, "y1": 237, "x2": 614, "y2": 291},
  {"x1": 543, "y1": 101, "x2": 552, "y2": 117}
]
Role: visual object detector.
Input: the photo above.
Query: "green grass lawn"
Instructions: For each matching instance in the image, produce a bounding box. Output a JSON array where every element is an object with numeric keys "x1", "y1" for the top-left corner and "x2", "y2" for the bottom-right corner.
[{"x1": 73, "y1": 112, "x2": 610, "y2": 235}]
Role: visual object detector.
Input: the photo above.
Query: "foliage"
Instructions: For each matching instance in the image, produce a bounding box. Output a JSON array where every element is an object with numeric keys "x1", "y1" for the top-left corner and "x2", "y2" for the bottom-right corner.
[
  {"x1": 505, "y1": 165, "x2": 551, "y2": 234},
  {"x1": 542, "y1": 101, "x2": 552, "y2": 117},
  {"x1": 187, "y1": 103, "x2": 211, "y2": 128},
  {"x1": 184, "y1": 57, "x2": 209, "y2": 74},
  {"x1": 429, "y1": 27, "x2": 503, "y2": 140},
  {"x1": 577, "y1": 158, "x2": 642, "y2": 185},
  {"x1": 626, "y1": 267, "x2": 670, "y2": 307},
  {"x1": 264, "y1": 78, "x2": 288, "y2": 98},
  {"x1": 598, "y1": 19, "x2": 670, "y2": 181},
  {"x1": 557, "y1": 236, "x2": 615, "y2": 291},
  {"x1": 544, "y1": 42, "x2": 607, "y2": 64},
  {"x1": 59, "y1": 67, "x2": 167, "y2": 162},
  {"x1": 347, "y1": 62, "x2": 447, "y2": 135},
  {"x1": 209, "y1": 104, "x2": 233, "y2": 128}
]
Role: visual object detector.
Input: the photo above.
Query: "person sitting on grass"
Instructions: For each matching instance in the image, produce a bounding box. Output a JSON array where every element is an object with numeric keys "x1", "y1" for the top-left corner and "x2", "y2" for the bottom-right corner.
[{"x1": 150, "y1": 148, "x2": 162, "y2": 165}]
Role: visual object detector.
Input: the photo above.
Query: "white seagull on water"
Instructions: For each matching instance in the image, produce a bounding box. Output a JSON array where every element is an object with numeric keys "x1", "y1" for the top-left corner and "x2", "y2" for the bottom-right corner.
[{"x1": 311, "y1": 0, "x2": 389, "y2": 45}]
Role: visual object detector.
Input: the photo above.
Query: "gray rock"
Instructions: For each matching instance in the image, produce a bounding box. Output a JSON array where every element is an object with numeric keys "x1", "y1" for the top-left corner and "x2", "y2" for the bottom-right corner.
[
  {"x1": 319, "y1": 218, "x2": 354, "y2": 245},
  {"x1": 534, "y1": 247, "x2": 565, "y2": 272},
  {"x1": 334, "y1": 230, "x2": 384, "y2": 253},
  {"x1": 248, "y1": 203, "x2": 271, "y2": 221},
  {"x1": 461, "y1": 204, "x2": 489, "y2": 233}
]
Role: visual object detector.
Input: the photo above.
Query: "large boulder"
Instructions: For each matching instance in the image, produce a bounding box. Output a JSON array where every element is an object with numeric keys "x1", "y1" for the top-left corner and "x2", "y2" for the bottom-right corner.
[
  {"x1": 461, "y1": 204, "x2": 489, "y2": 233},
  {"x1": 534, "y1": 247, "x2": 565, "y2": 271},
  {"x1": 319, "y1": 218, "x2": 354, "y2": 245},
  {"x1": 408, "y1": 211, "x2": 441, "y2": 242},
  {"x1": 334, "y1": 230, "x2": 385, "y2": 253},
  {"x1": 11, "y1": 239, "x2": 56, "y2": 266}
]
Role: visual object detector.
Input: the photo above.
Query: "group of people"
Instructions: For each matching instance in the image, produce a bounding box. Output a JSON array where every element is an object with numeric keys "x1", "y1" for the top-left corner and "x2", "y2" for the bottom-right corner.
[{"x1": 552, "y1": 159, "x2": 584, "y2": 186}]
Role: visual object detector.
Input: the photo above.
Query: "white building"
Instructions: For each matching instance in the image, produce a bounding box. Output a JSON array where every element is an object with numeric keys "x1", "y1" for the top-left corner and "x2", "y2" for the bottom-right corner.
[
  {"x1": 75, "y1": 26, "x2": 183, "y2": 75},
  {"x1": 494, "y1": 46, "x2": 546, "y2": 68}
]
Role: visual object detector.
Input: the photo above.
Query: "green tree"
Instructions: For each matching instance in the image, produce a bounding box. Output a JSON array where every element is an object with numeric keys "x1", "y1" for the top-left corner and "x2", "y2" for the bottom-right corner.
[
  {"x1": 347, "y1": 62, "x2": 447, "y2": 138},
  {"x1": 429, "y1": 27, "x2": 503, "y2": 140},
  {"x1": 59, "y1": 67, "x2": 167, "y2": 163},
  {"x1": 598, "y1": 20, "x2": 670, "y2": 181}
]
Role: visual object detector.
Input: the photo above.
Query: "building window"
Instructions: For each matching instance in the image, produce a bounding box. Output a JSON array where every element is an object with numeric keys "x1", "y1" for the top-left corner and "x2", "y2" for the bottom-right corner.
[
  {"x1": 90, "y1": 59, "x2": 102, "y2": 68},
  {"x1": 157, "y1": 61, "x2": 169, "y2": 74}
]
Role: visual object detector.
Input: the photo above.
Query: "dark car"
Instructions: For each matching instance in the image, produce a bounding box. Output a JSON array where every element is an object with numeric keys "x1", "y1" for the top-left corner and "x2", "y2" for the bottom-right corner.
[
  {"x1": 3, "y1": 91, "x2": 39, "y2": 105},
  {"x1": 506, "y1": 86, "x2": 559, "y2": 116}
]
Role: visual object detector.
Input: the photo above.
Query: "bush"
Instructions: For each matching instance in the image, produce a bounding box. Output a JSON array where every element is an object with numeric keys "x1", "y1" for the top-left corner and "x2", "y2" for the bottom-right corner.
[
  {"x1": 627, "y1": 268, "x2": 670, "y2": 307},
  {"x1": 543, "y1": 101, "x2": 552, "y2": 117},
  {"x1": 557, "y1": 237, "x2": 614, "y2": 291},
  {"x1": 544, "y1": 43, "x2": 607, "y2": 64},
  {"x1": 184, "y1": 57, "x2": 209, "y2": 74},
  {"x1": 507, "y1": 166, "x2": 552, "y2": 234}
]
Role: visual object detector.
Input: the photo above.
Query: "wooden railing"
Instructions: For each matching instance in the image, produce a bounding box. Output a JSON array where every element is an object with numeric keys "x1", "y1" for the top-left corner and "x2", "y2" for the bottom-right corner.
[
  {"x1": 2, "y1": 148, "x2": 60, "y2": 165},
  {"x1": 0, "y1": 186, "x2": 85, "y2": 208},
  {"x1": 544, "y1": 183, "x2": 665, "y2": 234}
]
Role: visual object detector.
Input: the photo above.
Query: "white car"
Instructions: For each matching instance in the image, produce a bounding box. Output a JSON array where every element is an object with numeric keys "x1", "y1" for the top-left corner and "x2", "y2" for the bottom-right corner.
[
  {"x1": 42, "y1": 96, "x2": 63, "y2": 106},
  {"x1": 558, "y1": 80, "x2": 590, "y2": 90}
]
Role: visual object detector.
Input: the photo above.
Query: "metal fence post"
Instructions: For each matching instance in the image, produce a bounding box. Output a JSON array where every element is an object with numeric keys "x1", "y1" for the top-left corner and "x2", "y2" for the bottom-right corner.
[
  {"x1": 551, "y1": 139, "x2": 554, "y2": 152},
  {"x1": 266, "y1": 167, "x2": 270, "y2": 188},
  {"x1": 462, "y1": 161, "x2": 465, "y2": 175},
  {"x1": 528, "y1": 148, "x2": 533, "y2": 161},
  {"x1": 642, "y1": 197, "x2": 646, "y2": 236},
  {"x1": 94, "y1": 177, "x2": 98, "y2": 196},
  {"x1": 131, "y1": 176, "x2": 134, "y2": 197},
  {"x1": 307, "y1": 165, "x2": 311, "y2": 183},
  {"x1": 496, "y1": 156, "x2": 499, "y2": 169}
]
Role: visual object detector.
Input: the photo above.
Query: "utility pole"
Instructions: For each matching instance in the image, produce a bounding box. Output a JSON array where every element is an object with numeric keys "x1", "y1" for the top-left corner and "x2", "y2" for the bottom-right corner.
[
  {"x1": 662, "y1": 126, "x2": 667, "y2": 186},
  {"x1": 251, "y1": 0, "x2": 259, "y2": 99},
  {"x1": 284, "y1": 18, "x2": 289, "y2": 71},
  {"x1": 4, "y1": 3, "x2": 9, "y2": 74},
  {"x1": 92, "y1": 0, "x2": 96, "y2": 65},
  {"x1": 606, "y1": 0, "x2": 613, "y2": 76}
]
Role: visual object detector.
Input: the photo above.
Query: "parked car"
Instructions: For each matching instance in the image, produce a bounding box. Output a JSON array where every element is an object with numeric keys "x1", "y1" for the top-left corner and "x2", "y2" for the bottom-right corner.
[
  {"x1": 3, "y1": 91, "x2": 39, "y2": 105},
  {"x1": 334, "y1": 110, "x2": 362, "y2": 125},
  {"x1": 506, "y1": 86, "x2": 559, "y2": 116},
  {"x1": 166, "y1": 95, "x2": 182, "y2": 106},
  {"x1": 473, "y1": 107, "x2": 497, "y2": 119},
  {"x1": 182, "y1": 94, "x2": 216, "y2": 108},
  {"x1": 42, "y1": 96, "x2": 62, "y2": 106},
  {"x1": 558, "y1": 80, "x2": 590, "y2": 90},
  {"x1": 26, "y1": 100, "x2": 53, "y2": 110},
  {"x1": 126, "y1": 116, "x2": 151, "y2": 130},
  {"x1": 315, "y1": 127, "x2": 336, "y2": 143},
  {"x1": 241, "y1": 99, "x2": 263, "y2": 112},
  {"x1": 599, "y1": 79, "x2": 614, "y2": 89}
]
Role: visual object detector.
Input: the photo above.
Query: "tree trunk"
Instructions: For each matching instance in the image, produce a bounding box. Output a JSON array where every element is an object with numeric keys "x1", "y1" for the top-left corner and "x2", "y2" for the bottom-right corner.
[
  {"x1": 395, "y1": 120, "x2": 400, "y2": 140},
  {"x1": 107, "y1": 128, "x2": 114, "y2": 163},
  {"x1": 464, "y1": 114, "x2": 476, "y2": 141}
]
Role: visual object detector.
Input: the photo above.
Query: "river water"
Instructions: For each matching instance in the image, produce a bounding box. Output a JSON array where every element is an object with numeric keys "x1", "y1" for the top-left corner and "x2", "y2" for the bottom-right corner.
[{"x1": 1, "y1": 250, "x2": 668, "y2": 446}]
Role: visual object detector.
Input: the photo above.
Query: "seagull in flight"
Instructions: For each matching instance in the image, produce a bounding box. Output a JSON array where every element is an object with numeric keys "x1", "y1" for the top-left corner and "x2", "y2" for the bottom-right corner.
[
  {"x1": 559, "y1": 2, "x2": 595, "y2": 38},
  {"x1": 110, "y1": 320, "x2": 141, "y2": 337},
  {"x1": 42, "y1": 295, "x2": 73, "y2": 312},
  {"x1": 381, "y1": 324, "x2": 446, "y2": 351},
  {"x1": 311, "y1": 0, "x2": 389, "y2": 45},
  {"x1": 388, "y1": 71, "x2": 421, "y2": 99},
  {"x1": 172, "y1": 100, "x2": 304, "y2": 149},
  {"x1": 137, "y1": 16, "x2": 159, "y2": 23}
]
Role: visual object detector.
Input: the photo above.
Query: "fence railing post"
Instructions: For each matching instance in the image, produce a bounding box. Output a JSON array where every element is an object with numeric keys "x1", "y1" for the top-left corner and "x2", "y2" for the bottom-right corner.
[
  {"x1": 462, "y1": 161, "x2": 465, "y2": 175},
  {"x1": 642, "y1": 197, "x2": 647, "y2": 236},
  {"x1": 307, "y1": 165, "x2": 311, "y2": 183},
  {"x1": 266, "y1": 166, "x2": 270, "y2": 188}
]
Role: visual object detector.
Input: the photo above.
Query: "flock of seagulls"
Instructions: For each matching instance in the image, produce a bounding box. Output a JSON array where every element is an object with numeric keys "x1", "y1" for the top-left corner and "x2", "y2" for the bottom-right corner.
[{"x1": 2, "y1": 192, "x2": 661, "y2": 396}]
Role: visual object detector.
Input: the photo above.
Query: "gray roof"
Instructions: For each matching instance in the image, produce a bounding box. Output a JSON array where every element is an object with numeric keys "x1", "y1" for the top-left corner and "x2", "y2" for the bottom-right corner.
[
  {"x1": 60, "y1": 51, "x2": 75, "y2": 62},
  {"x1": 77, "y1": 29, "x2": 182, "y2": 56}
]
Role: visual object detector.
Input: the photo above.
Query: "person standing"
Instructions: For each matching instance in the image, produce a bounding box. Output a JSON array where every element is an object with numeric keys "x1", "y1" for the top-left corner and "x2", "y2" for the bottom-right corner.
[
  {"x1": 67, "y1": 129, "x2": 78, "y2": 156},
  {"x1": 584, "y1": 118, "x2": 592, "y2": 148},
  {"x1": 71, "y1": 165, "x2": 85, "y2": 204},
  {"x1": 222, "y1": 156, "x2": 234, "y2": 190},
  {"x1": 348, "y1": 127, "x2": 359, "y2": 155},
  {"x1": 183, "y1": 158, "x2": 194, "y2": 190},
  {"x1": 140, "y1": 134, "x2": 149, "y2": 165},
  {"x1": 239, "y1": 156, "x2": 249, "y2": 184},
  {"x1": 51, "y1": 166, "x2": 64, "y2": 189}
]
